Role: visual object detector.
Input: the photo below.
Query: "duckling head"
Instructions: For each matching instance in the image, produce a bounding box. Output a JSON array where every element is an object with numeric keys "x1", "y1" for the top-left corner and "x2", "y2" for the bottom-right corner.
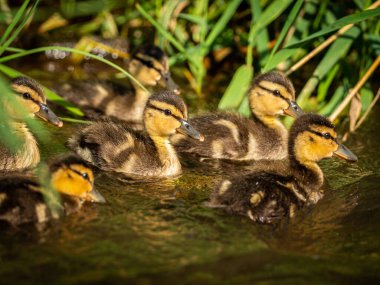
[
  {"x1": 289, "y1": 114, "x2": 358, "y2": 164},
  {"x1": 127, "y1": 45, "x2": 180, "y2": 94},
  {"x1": 248, "y1": 71, "x2": 303, "y2": 119},
  {"x1": 9, "y1": 77, "x2": 63, "y2": 127},
  {"x1": 144, "y1": 90, "x2": 204, "y2": 141},
  {"x1": 50, "y1": 155, "x2": 105, "y2": 203}
]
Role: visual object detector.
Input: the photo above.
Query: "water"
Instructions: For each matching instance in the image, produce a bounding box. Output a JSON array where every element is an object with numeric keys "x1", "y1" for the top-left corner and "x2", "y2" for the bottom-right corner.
[{"x1": 1, "y1": 66, "x2": 379, "y2": 284}]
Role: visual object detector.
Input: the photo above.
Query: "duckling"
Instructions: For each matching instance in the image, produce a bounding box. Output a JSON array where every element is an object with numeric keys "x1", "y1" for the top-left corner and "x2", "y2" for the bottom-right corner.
[
  {"x1": 0, "y1": 155, "x2": 105, "y2": 227},
  {"x1": 68, "y1": 90, "x2": 204, "y2": 178},
  {"x1": 57, "y1": 45, "x2": 180, "y2": 126},
  {"x1": 172, "y1": 71, "x2": 303, "y2": 161},
  {"x1": 208, "y1": 114, "x2": 358, "y2": 224},
  {"x1": 0, "y1": 77, "x2": 63, "y2": 171}
]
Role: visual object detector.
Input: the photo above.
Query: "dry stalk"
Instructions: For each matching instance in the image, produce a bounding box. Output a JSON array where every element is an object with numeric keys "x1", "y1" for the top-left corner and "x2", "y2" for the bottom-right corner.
[
  {"x1": 354, "y1": 87, "x2": 380, "y2": 130},
  {"x1": 286, "y1": 0, "x2": 380, "y2": 76},
  {"x1": 329, "y1": 55, "x2": 380, "y2": 121}
]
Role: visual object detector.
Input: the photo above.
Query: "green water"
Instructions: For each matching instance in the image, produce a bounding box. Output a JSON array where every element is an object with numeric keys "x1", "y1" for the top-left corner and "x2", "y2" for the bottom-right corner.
[{"x1": 1, "y1": 65, "x2": 379, "y2": 284}]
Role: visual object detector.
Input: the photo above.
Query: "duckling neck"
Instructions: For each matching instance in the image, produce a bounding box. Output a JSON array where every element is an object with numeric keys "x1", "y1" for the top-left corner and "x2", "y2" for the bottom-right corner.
[
  {"x1": 252, "y1": 112, "x2": 288, "y2": 142},
  {"x1": 290, "y1": 157, "x2": 324, "y2": 201},
  {"x1": 150, "y1": 135, "x2": 182, "y2": 176},
  {"x1": 1, "y1": 122, "x2": 40, "y2": 170}
]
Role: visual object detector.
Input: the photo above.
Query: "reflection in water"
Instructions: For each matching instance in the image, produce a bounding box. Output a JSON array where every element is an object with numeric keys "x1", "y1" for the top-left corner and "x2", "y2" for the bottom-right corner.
[{"x1": 1, "y1": 80, "x2": 379, "y2": 283}]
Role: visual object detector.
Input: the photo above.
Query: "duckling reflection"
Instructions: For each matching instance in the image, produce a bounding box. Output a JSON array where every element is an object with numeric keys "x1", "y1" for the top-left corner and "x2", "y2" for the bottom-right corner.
[
  {"x1": 0, "y1": 77, "x2": 63, "y2": 171},
  {"x1": 57, "y1": 45, "x2": 179, "y2": 127},
  {"x1": 0, "y1": 155, "x2": 105, "y2": 227},
  {"x1": 172, "y1": 71, "x2": 303, "y2": 161},
  {"x1": 69, "y1": 90, "x2": 204, "y2": 179},
  {"x1": 209, "y1": 114, "x2": 358, "y2": 224}
]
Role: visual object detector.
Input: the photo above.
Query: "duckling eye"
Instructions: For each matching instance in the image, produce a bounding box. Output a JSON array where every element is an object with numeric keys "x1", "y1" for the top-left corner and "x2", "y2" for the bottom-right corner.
[
  {"x1": 273, "y1": 90, "x2": 280, "y2": 96},
  {"x1": 81, "y1": 172, "x2": 89, "y2": 180},
  {"x1": 23, "y1": 92, "x2": 31, "y2": 99},
  {"x1": 323, "y1": 133, "x2": 332, "y2": 139},
  {"x1": 164, "y1": 109, "x2": 172, "y2": 116}
]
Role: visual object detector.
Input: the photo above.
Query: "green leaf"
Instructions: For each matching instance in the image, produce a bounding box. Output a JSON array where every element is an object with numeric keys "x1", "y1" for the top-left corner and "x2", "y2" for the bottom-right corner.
[
  {"x1": 218, "y1": 65, "x2": 253, "y2": 110},
  {"x1": 246, "y1": 0, "x2": 293, "y2": 66},
  {"x1": 319, "y1": 85, "x2": 345, "y2": 116},
  {"x1": 266, "y1": 7, "x2": 380, "y2": 70},
  {"x1": 297, "y1": 26, "x2": 361, "y2": 108},
  {"x1": 136, "y1": 3, "x2": 185, "y2": 53},
  {"x1": 286, "y1": 7, "x2": 380, "y2": 48},
  {"x1": 360, "y1": 87, "x2": 374, "y2": 113},
  {"x1": 250, "y1": 0, "x2": 269, "y2": 67},
  {"x1": 204, "y1": 0, "x2": 242, "y2": 48},
  {"x1": 263, "y1": 0, "x2": 304, "y2": 71}
]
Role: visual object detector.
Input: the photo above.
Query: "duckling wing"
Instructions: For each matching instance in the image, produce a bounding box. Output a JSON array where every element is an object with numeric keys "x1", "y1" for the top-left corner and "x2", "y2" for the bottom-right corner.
[
  {"x1": 56, "y1": 80, "x2": 138, "y2": 121},
  {"x1": 0, "y1": 176, "x2": 54, "y2": 226},
  {"x1": 68, "y1": 121, "x2": 158, "y2": 174},
  {"x1": 172, "y1": 113, "x2": 249, "y2": 158},
  {"x1": 210, "y1": 172, "x2": 302, "y2": 224},
  {"x1": 172, "y1": 112, "x2": 285, "y2": 161}
]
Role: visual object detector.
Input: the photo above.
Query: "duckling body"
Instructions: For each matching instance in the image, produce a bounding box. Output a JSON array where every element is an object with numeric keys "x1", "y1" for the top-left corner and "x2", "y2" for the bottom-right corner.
[
  {"x1": 0, "y1": 155, "x2": 105, "y2": 227},
  {"x1": 68, "y1": 90, "x2": 203, "y2": 178},
  {"x1": 57, "y1": 45, "x2": 179, "y2": 126},
  {"x1": 172, "y1": 72, "x2": 303, "y2": 161},
  {"x1": 209, "y1": 114, "x2": 358, "y2": 224},
  {"x1": 0, "y1": 77, "x2": 62, "y2": 171}
]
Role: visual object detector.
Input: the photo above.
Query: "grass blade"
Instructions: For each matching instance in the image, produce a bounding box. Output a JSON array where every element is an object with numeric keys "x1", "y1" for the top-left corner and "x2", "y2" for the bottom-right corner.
[
  {"x1": 204, "y1": 0, "x2": 242, "y2": 48},
  {"x1": 297, "y1": 26, "x2": 361, "y2": 108},
  {"x1": 263, "y1": 0, "x2": 304, "y2": 72},
  {"x1": 246, "y1": 0, "x2": 293, "y2": 66},
  {"x1": 136, "y1": 3, "x2": 185, "y2": 52},
  {"x1": 0, "y1": 0, "x2": 40, "y2": 56},
  {"x1": 218, "y1": 65, "x2": 253, "y2": 110},
  {"x1": 0, "y1": 0, "x2": 30, "y2": 46}
]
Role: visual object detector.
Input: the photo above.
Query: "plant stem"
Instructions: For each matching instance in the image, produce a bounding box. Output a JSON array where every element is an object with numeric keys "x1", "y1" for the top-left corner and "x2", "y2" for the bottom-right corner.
[
  {"x1": 329, "y1": 55, "x2": 380, "y2": 121},
  {"x1": 286, "y1": 0, "x2": 380, "y2": 76},
  {"x1": 353, "y1": 88, "x2": 380, "y2": 131}
]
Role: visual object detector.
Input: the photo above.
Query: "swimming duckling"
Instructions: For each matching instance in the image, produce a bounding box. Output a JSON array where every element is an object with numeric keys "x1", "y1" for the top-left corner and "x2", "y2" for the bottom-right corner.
[
  {"x1": 209, "y1": 114, "x2": 357, "y2": 224},
  {"x1": 0, "y1": 155, "x2": 105, "y2": 227},
  {"x1": 68, "y1": 90, "x2": 204, "y2": 178},
  {"x1": 172, "y1": 71, "x2": 303, "y2": 161},
  {"x1": 0, "y1": 77, "x2": 63, "y2": 171},
  {"x1": 57, "y1": 45, "x2": 180, "y2": 125}
]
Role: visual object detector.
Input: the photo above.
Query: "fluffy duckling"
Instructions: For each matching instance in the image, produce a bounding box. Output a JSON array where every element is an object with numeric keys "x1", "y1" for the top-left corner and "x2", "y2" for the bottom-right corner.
[
  {"x1": 57, "y1": 45, "x2": 179, "y2": 125},
  {"x1": 0, "y1": 77, "x2": 63, "y2": 171},
  {"x1": 68, "y1": 90, "x2": 204, "y2": 178},
  {"x1": 209, "y1": 114, "x2": 357, "y2": 224},
  {"x1": 172, "y1": 71, "x2": 303, "y2": 161},
  {"x1": 0, "y1": 155, "x2": 105, "y2": 227}
]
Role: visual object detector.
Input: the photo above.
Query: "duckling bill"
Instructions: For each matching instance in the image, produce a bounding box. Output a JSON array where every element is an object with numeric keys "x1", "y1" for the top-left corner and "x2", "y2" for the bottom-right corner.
[
  {"x1": 172, "y1": 71, "x2": 303, "y2": 161},
  {"x1": 68, "y1": 90, "x2": 203, "y2": 178},
  {"x1": 0, "y1": 155, "x2": 105, "y2": 227},
  {"x1": 209, "y1": 114, "x2": 357, "y2": 224},
  {"x1": 0, "y1": 77, "x2": 62, "y2": 171}
]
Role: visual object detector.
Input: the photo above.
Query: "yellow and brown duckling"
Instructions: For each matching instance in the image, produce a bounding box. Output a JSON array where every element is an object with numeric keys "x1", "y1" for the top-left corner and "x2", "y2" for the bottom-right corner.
[
  {"x1": 57, "y1": 45, "x2": 180, "y2": 126},
  {"x1": 0, "y1": 77, "x2": 63, "y2": 171},
  {"x1": 172, "y1": 71, "x2": 303, "y2": 161},
  {"x1": 208, "y1": 114, "x2": 358, "y2": 224},
  {"x1": 0, "y1": 155, "x2": 105, "y2": 227},
  {"x1": 68, "y1": 90, "x2": 204, "y2": 178}
]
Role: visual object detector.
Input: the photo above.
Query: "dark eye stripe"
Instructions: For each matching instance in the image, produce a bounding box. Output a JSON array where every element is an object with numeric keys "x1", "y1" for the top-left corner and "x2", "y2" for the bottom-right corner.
[
  {"x1": 308, "y1": 129, "x2": 336, "y2": 142},
  {"x1": 134, "y1": 55, "x2": 164, "y2": 75},
  {"x1": 257, "y1": 84, "x2": 289, "y2": 102},
  {"x1": 68, "y1": 166, "x2": 91, "y2": 182},
  {"x1": 146, "y1": 103, "x2": 182, "y2": 121},
  {"x1": 18, "y1": 92, "x2": 41, "y2": 105}
]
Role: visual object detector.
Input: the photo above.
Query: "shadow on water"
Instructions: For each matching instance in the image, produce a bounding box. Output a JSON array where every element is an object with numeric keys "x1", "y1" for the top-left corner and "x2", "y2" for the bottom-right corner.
[{"x1": 1, "y1": 64, "x2": 380, "y2": 284}]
